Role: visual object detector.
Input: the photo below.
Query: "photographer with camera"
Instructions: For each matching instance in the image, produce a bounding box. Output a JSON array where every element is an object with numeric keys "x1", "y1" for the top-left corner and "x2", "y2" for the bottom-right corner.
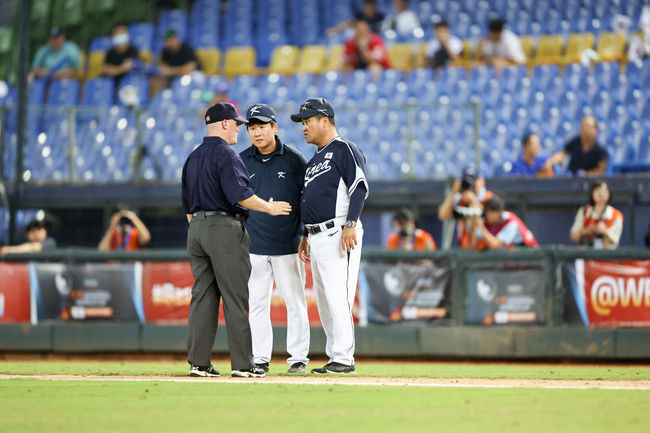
[
  {"x1": 570, "y1": 181, "x2": 623, "y2": 249},
  {"x1": 469, "y1": 196, "x2": 538, "y2": 250},
  {"x1": 438, "y1": 166, "x2": 493, "y2": 249},
  {"x1": 386, "y1": 208, "x2": 436, "y2": 251}
]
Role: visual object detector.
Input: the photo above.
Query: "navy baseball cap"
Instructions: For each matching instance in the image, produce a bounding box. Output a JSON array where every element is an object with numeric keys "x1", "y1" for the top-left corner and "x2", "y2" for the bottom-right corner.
[
  {"x1": 290, "y1": 98, "x2": 335, "y2": 122},
  {"x1": 49, "y1": 26, "x2": 63, "y2": 37},
  {"x1": 205, "y1": 102, "x2": 248, "y2": 125},
  {"x1": 246, "y1": 104, "x2": 276, "y2": 123}
]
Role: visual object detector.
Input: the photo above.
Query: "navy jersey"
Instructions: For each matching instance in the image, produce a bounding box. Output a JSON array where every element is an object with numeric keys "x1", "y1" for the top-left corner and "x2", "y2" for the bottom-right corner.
[
  {"x1": 301, "y1": 137, "x2": 368, "y2": 225},
  {"x1": 240, "y1": 137, "x2": 307, "y2": 255}
]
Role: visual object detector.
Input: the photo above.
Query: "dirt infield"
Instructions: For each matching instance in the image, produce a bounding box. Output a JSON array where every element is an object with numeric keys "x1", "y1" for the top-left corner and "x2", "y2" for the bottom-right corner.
[{"x1": 2, "y1": 374, "x2": 649, "y2": 390}]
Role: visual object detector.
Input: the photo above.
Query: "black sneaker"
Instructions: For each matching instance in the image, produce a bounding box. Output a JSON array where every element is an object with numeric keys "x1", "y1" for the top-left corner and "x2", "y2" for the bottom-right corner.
[
  {"x1": 325, "y1": 362, "x2": 356, "y2": 374},
  {"x1": 189, "y1": 364, "x2": 220, "y2": 377},
  {"x1": 287, "y1": 362, "x2": 306, "y2": 374},
  {"x1": 311, "y1": 362, "x2": 334, "y2": 374},
  {"x1": 231, "y1": 367, "x2": 266, "y2": 378},
  {"x1": 255, "y1": 362, "x2": 269, "y2": 373}
]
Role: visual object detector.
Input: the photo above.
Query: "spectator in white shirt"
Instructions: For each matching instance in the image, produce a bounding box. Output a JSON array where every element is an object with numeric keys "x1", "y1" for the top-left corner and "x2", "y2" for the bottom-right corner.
[
  {"x1": 481, "y1": 18, "x2": 526, "y2": 71},
  {"x1": 381, "y1": 0, "x2": 420, "y2": 38},
  {"x1": 425, "y1": 20, "x2": 463, "y2": 69}
]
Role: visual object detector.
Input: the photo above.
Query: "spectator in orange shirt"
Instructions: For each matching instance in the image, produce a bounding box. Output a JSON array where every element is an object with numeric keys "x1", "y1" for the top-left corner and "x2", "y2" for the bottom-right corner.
[
  {"x1": 343, "y1": 19, "x2": 390, "y2": 79},
  {"x1": 98, "y1": 207, "x2": 151, "y2": 251},
  {"x1": 386, "y1": 208, "x2": 436, "y2": 251}
]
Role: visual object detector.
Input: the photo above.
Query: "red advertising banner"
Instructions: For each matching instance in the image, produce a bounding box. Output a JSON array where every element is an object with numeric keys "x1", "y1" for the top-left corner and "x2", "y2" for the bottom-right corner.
[
  {"x1": 142, "y1": 261, "x2": 323, "y2": 325},
  {"x1": 583, "y1": 260, "x2": 650, "y2": 327},
  {"x1": 0, "y1": 263, "x2": 30, "y2": 323}
]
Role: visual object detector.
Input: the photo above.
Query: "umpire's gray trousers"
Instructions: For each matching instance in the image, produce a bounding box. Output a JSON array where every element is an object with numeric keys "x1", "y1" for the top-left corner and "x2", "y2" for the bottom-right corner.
[{"x1": 186, "y1": 212, "x2": 254, "y2": 370}]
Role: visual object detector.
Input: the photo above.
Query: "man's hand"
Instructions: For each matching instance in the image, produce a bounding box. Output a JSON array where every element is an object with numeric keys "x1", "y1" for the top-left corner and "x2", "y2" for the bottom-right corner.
[
  {"x1": 461, "y1": 190, "x2": 479, "y2": 206},
  {"x1": 0, "y1": 246, "x2": 6, "y2": 258},
  {"x1": 266, "y1": 197, "x2": 291, "y2": 216},
  {"x1": 341, "y1": 226, "x2": 357, "y2": 252},
  {"x1": 110, "y1": 211, "x2": 124, "y2": 226},
  {"x1": 451, "y1": 179, "x2": 462, "y2": 194},
  {"x1": 298, "y1": 236, "x2": 310, "y2": 262}
]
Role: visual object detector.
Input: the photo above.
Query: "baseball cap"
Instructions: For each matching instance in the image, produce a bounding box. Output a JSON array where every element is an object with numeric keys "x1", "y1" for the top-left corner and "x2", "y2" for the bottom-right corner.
[
  {"x1": 205, "y1": 102, "x2": 248, "y2": 125},
  {"x1": 246, "y1": 104, "x2": 276, "y2": 123},
  {"x1": 164, "y1": 28, "x2": 178, "y2": 39},
  {"x1": 49, "y1": 26, "x2": 63, "y2": 37},
  {"x1": 290, "y1": 98, "x2": 335, "y2": 122}
]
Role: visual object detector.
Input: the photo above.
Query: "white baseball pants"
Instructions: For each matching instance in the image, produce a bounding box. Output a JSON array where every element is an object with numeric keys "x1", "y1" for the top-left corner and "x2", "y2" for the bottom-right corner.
[
  {"x1": 248, "y1": 253, "x2": 310, "y2": 365},
  {"x1": 309, "y1": 221, "x2": 363, "y2": 366}
]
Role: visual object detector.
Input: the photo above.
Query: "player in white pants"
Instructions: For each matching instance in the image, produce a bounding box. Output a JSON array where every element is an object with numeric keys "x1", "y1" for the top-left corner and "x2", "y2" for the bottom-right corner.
[
  {"x1": 248, "y1": 253, "x2": 309, "y2": 369},
  {"x1": 240, "y1": 103, "x2": 310, "y2": 374},
  {"x1": 292, "y1": 98, "x2": 369, "y2": 375}
]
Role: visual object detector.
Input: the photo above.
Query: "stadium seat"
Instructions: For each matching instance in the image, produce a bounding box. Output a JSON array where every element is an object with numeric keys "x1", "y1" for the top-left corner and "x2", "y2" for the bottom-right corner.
[
  {"x1": 222, "y1": 46, "x2": 257, "y2": 77},
  {"x1": 47, "y1": 79, "x2": 80, "y2": 106},
  {"x1": 268, "y1": 45, "x2": 299, "y2": 74},
  {"x1": 532, "y1": 35, "x2": 564, "y2": 65},
  {"x1": 129, "y1": 23, "x2": 154, "y2": 54},
  {"x1": 561, "y1": 33, "x2": 595, "y2": 65},
  {"x1": 195, "y1": 48, "x2": 220, "y2": 75},
  {"x1": 295, "y1": 45, "x2": 326, "y2": 74},
  {"x1": 596, "y1": 32, "x2": 626, "y2": 62},
  {"x1": 81, "y1": 77, "x2": 114, "y2": 106},
  {"x1": 28, "y1": 79, "x2": 47, "y2": 105},
  {"x1": 324, "y1": 45, "x2": 344, "y2": 71},
  {"x1": 387, "y1": 43, "x2": 413, "y2": 71},
  {"x1": 86, "y1": 51, "x2": 106, "y2": 79},
  {"x1": 519, "y1": 36, "x2": 534, "y2": 61}
]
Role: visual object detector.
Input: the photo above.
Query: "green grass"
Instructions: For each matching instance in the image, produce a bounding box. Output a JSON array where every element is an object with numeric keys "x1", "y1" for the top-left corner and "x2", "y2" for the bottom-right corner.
[
  {"x1": 1, "y1": 379, "x2": 648, "y2": 433},
  {"x1": 1, "y1": 361, "x2": 649, "y2": 381}
]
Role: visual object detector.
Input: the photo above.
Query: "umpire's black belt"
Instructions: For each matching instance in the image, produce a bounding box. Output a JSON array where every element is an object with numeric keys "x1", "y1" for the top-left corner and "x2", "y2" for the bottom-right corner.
[
  {"x1": 305, "y1": 220, "x2": 336, "y2": 235},
  {"x1": 192, "y1": 210, "x2": 245, "y2": 221}
]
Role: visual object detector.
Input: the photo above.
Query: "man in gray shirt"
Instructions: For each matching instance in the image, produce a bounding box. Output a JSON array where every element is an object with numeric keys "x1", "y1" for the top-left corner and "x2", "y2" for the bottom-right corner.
[{"x1": 0, "y1": 220, "x2": 56, "y2": 258}]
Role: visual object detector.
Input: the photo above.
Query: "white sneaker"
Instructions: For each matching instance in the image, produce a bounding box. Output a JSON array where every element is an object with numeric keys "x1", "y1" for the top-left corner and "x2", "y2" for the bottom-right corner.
[
  {"x1": 231, "y1": 367, "x2": 266, "y2": 378},
  {"x1": 189, "y1": 364, "x2": 220, "y2": 377}
]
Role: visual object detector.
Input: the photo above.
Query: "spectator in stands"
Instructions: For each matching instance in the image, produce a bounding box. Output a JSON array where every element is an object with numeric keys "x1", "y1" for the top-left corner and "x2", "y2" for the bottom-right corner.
[
  {"x1": 98, "y1": 207, "x2": 151, "y2": 251},
  {"x1": 548, "y1": 116, "x2": 608, "y2": 177},
  {"x1": 570, "y1": 181, "x2": 623, "y2": 249},
  {"x1": 480, "y1": 18, "x2": 526, "y2": 70},
  {"x1": 424, "y1": 20, "x2": 463, "y2": 70},
  {"x1": 150, "y1": 29, "x2": 199, "y2": 95},
  {"x1": 343, "y1": 19, "x2": 390, "y2": 78},
  {"x1": 205, "y1": 82, "x2": 240, "y2": 116},
  {"x1": 438, "y1": 166, "x2": 494, "y2": 249},
  {"x1": 381, "y1": 0, "x2": 420, "y2": 38},
  {"x1": 470, "y1": 195, "x2": 538, "y2": 250},
  {"x1": 0, "y1": 220, "x2": 56, "y2": 258},
  {"x1": 101, "y1": 24, "x2": 139, "y2": 86},
  {"x1": 509, "y1": 133, "x2": 555, "y2": 177},
  {"x1": 29, "y1": 27, "x2": 81, "y2": 81},
  {"x1": 386, "y1": 208, "x2": 436, "y2": 251},
  {"x1": 326, "y1": 0, "x2": 385, "y2": 36}
]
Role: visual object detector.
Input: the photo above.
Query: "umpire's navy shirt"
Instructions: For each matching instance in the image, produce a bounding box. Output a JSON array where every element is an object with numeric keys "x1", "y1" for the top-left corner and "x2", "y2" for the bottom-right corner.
[
  {"x1": 182, "y1": 136, "x2": 255, "y2": 216},
  {"x1": 240, "y1": 136, "x2": 307, "y2": 255}
]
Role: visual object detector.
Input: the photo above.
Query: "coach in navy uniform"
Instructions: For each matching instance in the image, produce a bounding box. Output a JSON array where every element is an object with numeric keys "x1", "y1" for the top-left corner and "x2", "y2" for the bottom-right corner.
[
  {"x1": 240, "y1": 104, "x2": 311, "y2": 374},
  {"x1": 182, "y1": 102, "x2": 291, "y2": 378},
  {"x1": 291, "y1": 98, "x2": 369, "y2": 375}
]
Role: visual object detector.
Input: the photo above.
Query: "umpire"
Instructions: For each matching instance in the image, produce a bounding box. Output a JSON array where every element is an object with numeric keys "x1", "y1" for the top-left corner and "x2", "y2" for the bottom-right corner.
[{"x1": 182, "y1": 102, "x2": 292, "y2": 378}]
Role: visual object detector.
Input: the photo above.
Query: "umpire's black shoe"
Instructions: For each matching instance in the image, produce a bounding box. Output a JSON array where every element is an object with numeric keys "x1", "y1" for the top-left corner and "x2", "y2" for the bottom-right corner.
[
  {"x1": 189, "y1": 364, "x2": 220, "y2": 377},
  {"x1": 310, "y1": 362, "x2": 334, "y2": 374},
  {"x1": 325, "y1": 362, "x2": 356, "y2": 374},
  {"x1": 255, "y1": 362, "x2": 269, "y2": 373},
  {"x1": 231, "y1": 367, "x2": 266, "y2": 378},
  {"x1": 287, "y1": 362, "x2": 307, "y2": 374}
]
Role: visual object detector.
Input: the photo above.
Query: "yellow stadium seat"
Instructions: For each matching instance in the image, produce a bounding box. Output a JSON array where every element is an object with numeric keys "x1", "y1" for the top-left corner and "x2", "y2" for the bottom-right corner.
[
  {"x1": 519, "y1": 36, "x2": 533, "y2": 60},
  {"x1": 324, "y1": 45, "x2": 344, "y2": 71},
  {"x1": 596, "y1": 32, "x2": 626, "y2": 62},
  {"x1": 268, "y1": 45, "x2": 299, "y2": 74},
  {"x1": 413, "y1": 43, "x2": 427, "y2": 68},
  {"x1": 86, "y1": 51, "x2": 105, "y2": 79},
  {"x1": 196, "y1": 48, "x2": 221, "y2": 75},
  {"x1": 223, "y1": 46, "x2": 257, "y2": 77},
  {"x1": 562, "y1": 33, "x2": 595, "y2": 65},
  {"x1": 139, "y1": 50, "x2": 153, "y2": 64},
  {"x1": 387, "y1": 43, "x2": 413, "y2": 70},
  {"x1": 296, "y1": 45, "x2": 326, "y2": 73},
  {"x1": 532, "y1": 35, "x2": 564, "y2": 65}
]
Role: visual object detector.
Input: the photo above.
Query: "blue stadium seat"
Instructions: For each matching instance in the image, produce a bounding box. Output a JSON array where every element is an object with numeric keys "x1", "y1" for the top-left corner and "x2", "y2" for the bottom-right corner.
[
  {"x1": 89, "y1": 36, "x2": 114, "y2": 52},
  {"x1": 129, "y1": 22, "x2": 155, "y2": 54},
  {"x1": 29, "y1": 79, "x2": 47, "y2": 105},
  {"x1": 81, "y1": 77, "x2": 114, "y2": 106},
  {"x1": 190, "y1": 0, "x2": 220, "y2": 48},
  {"x1": 117, "y1": 73, "x2": 150, "y2": 106},
  {"x1": 47, "y1": 79, "x2": 80, "y2": 106}
]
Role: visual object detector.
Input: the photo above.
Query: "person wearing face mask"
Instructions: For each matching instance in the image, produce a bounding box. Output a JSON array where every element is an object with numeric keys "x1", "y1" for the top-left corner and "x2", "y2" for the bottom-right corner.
[
  {"x1": 386, "y1": 208, "x2": 436, "y2": 251},
  {"x1": 101, "y1": 24, "x2": 139, "y2": 85}
]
